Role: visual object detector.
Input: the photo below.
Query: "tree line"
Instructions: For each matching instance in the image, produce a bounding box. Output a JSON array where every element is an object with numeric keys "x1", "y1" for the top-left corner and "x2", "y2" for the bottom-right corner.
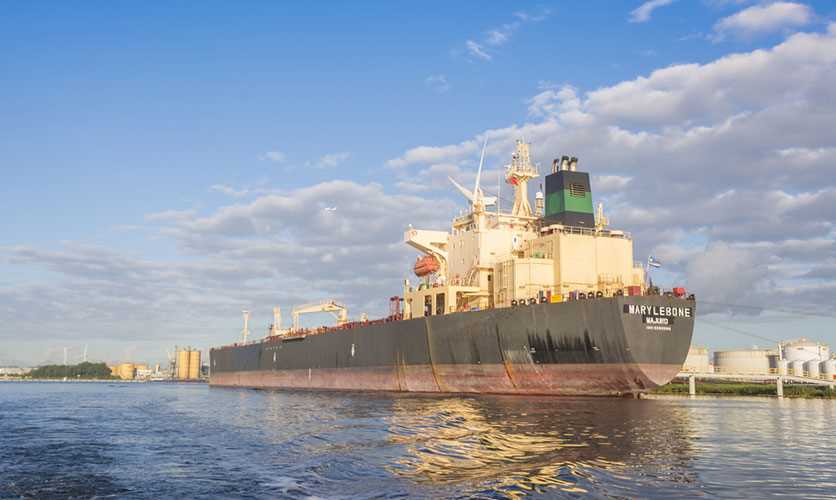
[{"x1": 28, "y1": 362, "x2": 116, "y2": 379}]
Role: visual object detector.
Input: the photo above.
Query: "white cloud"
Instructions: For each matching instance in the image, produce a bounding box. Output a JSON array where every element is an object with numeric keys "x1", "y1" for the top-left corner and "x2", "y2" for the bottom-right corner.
[
  {"x1": 527, "y1": 85, "x2": 582, "y2": 118},
  {"x1": 463, "y1": 9, "x2": 550, "y2": 62},
  {"x1": 387, "y1": 141, "x2": 479, "y2": 168},
  {"x1": 425, "y1": 74, "x2": 451, "y2": 93},
  {"x1": 261, "y1": 150, "x2": 287, "y2": 162},
  {"x1": 593, "y1": 175, "x2": 632, "y2": 193},
  {"x1": 144, "y1": 209, "x2": 197, "y2": 223},
  {"x1": 465, "y1": 40, "x2": 492, "y2": 61},
  {"x1": 314, "y1": 152, "x2": 351, "y2": 168},
  {"x1": 712, "y1": 2, "x2": 813, "y2": 41},
  {"x1": 210, "y1": 184, "x2": 250, "y2": 197},
  {"x1": 629, "y1": 0, "x2": 676, "y2": 23}
]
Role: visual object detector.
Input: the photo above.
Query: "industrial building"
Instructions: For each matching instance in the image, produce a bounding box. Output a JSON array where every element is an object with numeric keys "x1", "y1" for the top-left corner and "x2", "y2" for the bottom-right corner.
[{"x1": 0, "y1": 367, "x2": 29, "y2": 377}]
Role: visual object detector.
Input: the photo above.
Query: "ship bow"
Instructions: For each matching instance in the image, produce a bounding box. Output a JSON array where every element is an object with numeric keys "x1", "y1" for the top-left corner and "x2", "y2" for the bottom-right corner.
[{"x1": 618, "y1": 296, "x2": 695, "y2": 388}]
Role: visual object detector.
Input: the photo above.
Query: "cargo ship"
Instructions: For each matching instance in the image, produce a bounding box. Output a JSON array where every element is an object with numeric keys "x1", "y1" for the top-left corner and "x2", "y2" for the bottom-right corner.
[{"x1": 210, "y1": 140, "x2": 695, "y2": 396}]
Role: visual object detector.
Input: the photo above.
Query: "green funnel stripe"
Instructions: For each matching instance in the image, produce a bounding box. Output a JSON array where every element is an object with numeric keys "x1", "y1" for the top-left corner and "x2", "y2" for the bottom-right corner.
[{"x1": 546, "y1": 189, "x2": 593, "y2": 215}]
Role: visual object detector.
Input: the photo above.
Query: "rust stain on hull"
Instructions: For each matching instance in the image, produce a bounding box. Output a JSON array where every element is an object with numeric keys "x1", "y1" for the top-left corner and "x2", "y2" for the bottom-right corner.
[{"x1": 210, "y1": 363, "x2": 681, "y2": 396}]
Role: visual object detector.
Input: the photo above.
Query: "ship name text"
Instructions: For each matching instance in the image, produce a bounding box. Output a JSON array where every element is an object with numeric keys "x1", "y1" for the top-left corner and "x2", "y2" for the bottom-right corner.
[{"x1": 623, "y1": 304, "x2": 692, "y2": 318}]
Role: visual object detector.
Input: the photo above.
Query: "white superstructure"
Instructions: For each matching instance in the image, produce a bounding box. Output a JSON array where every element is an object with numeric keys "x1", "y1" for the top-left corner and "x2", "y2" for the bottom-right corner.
[{"x1": 402, "y1": 140, "x2": 647, "y2": 319}]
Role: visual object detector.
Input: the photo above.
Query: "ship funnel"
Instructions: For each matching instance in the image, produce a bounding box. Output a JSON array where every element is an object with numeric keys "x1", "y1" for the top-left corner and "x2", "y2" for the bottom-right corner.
[
  {"x1": 542, "y1": 154, "x2": 594, "y2": 226},
  {"x1": 552, "y1": 158, "x2": 560, "y2": 174}
]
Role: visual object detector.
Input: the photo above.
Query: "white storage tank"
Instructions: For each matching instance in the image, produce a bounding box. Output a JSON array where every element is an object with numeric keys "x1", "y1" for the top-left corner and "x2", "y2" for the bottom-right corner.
[
  {"x1": 781, "y1": 338, "x2": 830, "y2": 363},
  {"x1": 713, "y1": 349, "x2": 774, "y2": 375},
  {"x1": 682, "y1": 347, "x2": 710, "y2": 373},
  {"x1": 804, "y1": 360, "x2": 820, "y2": 378},
  {"x1": 789, "y1": 360, "x2": 805, "y2": 377},
  {"x1": 777, "y1": 359, "x2": 788, "y2": 376},
  {"x1": 822, "y1": 359, "x2": 836, "y2": 380}
]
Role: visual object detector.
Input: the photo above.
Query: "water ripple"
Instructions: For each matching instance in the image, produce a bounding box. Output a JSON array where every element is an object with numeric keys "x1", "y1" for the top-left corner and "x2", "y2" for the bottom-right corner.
[{"x1": 1, "y1": 383, "x2": 834, "y2": 498}]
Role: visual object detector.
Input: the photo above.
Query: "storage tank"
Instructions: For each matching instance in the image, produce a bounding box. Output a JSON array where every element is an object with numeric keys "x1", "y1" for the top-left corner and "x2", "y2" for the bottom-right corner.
[
  {"x1": 822, "y1": 359, "x2": 836, "y2": 380},
  {"x1": 682, "y1": 347, "x2": 710, "y2": 373},
  {"x1": 117, "y1": 363, "x2": 135, "y2": 380},
  {"x1": 781, "y1": 338, "x2": 830, "y2": 363},
  {"x1": 777, "y1": 359, "x2": 788, "y2": 376},
  {"x1": 188, "y1": 351, "x2": 201, "y2": 380},
  {"x1": 176, "y1": 350, "x2": 190, "y2": 380},
  {"x1": 713, "y1": 349, "x2": 773, "y2": 374},
  {"x1": 804, "y1": 360, "x2": 820, "y2": 378},
  {"x1": 789, "y1": 359, "x2": 805, "y2": 377}
]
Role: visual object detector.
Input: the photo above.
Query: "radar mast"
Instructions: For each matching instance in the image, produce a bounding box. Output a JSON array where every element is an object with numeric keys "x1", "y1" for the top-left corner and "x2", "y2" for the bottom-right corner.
[{"x1": 505, "y1": 140, "x2": 539, "y2": 217}]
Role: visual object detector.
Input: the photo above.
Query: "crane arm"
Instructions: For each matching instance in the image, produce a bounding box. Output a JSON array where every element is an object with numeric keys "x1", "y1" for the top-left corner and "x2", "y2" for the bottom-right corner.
[{"x1": 291, "y1": 300, "x2": 349, "y2": 331}]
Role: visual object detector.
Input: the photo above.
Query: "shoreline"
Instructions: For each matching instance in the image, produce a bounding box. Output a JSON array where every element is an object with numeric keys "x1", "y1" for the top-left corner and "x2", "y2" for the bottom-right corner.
[
  {"x1": 0, "y1": 378, "x2": 207, "y2": 384},
  {"x1": 651, "y1": 381, "x2": 835, "y2": 399}
]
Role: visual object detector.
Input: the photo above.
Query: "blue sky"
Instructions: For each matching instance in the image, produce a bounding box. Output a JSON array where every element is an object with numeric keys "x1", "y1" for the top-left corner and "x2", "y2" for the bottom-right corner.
[{"x1": 2, "y1": 1, "x2": 836, "y2": 365}]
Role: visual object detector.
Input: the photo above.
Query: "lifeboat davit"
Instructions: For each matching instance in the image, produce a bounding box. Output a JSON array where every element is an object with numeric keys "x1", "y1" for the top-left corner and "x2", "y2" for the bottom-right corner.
[{"x1": 413, "y1": 255, "x2": 440, "y2": 277}]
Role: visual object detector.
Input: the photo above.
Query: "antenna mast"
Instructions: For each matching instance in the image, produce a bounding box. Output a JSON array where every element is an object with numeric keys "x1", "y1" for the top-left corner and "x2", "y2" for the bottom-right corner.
[{"x1": 447, "y1": 138, "x2": 496, "y2": 214}]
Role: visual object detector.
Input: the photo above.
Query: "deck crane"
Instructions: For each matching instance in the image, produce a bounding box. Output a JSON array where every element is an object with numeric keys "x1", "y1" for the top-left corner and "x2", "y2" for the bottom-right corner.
[{"x1": 291, "y1": 300, "x2": 348, "y2": 332}]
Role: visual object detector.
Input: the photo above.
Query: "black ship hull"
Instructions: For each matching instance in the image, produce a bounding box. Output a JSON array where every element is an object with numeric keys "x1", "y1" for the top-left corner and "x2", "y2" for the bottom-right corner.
[{"x1": 210, "y1": 296, "x2": 694, "y2": 396}]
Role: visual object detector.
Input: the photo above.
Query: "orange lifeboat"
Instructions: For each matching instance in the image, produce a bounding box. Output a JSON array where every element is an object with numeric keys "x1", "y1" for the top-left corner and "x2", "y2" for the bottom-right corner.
[{"x1": 413, "y1": 255, "x2": 440, "y2": 277}]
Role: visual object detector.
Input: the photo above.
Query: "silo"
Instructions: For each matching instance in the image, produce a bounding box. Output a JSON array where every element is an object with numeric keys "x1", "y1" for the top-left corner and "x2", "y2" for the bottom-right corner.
[
  {"x1": 713, "y1": 349, "x2": 773, "y2": 374},
  {"x1": 188, "y1": 351, "x2": 201, "y2": 380},
  {"x1": 777, "y1": 359, "x2": 788, "y2": 376},
  {"x1": 804, "y1": 360, "x2": 820, "y2": 378},
  {"x1": 682, "y1": 347, "x2": 709, "y2": 373},
  {"x1": 117, "y1": 363, "x2": 135, "y2": 380},
  {"x1": 822, "y1": 359, "x2": 836, "y2": 380},
  {"x1": 789, "y1": 360, "x2": 805, "y2": 377},
  {"x1": 176, "y1": 350, "x2": 190, "y2": 380}
]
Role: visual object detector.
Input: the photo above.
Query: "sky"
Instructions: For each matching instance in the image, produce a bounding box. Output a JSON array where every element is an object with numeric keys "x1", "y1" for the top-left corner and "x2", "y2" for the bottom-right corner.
[{"x1": 2, "y1": 0, "x2": 836, "y2": 366}]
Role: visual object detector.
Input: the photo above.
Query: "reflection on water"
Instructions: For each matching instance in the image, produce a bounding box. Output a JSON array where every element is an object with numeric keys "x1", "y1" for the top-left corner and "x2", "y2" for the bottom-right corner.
[
  {"x1": 385, "y1": 396, "x2": 699, "y2": 497},
  {"x1": 1, "y1": 383, "x2": 834, "y2": 499}
]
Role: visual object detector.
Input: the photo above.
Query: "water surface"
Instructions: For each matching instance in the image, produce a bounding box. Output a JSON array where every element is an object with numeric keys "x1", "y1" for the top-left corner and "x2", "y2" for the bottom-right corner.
[{"x1": 1, "y1": 382, "x2": 833, "y2": 498}]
